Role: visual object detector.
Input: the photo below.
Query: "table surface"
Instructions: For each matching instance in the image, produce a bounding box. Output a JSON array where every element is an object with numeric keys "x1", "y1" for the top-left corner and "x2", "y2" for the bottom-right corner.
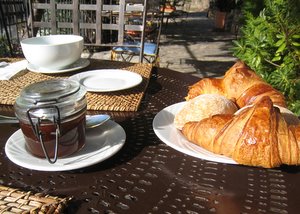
[{"x1": 1, "y1": 59, "x2": 300, "y2": 214}]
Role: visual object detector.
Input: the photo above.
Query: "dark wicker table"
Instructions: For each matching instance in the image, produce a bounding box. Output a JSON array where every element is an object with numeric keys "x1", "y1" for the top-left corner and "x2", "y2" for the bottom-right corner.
[{"x1": 0, "y1": 60, "x2": 300, "y2": 214}]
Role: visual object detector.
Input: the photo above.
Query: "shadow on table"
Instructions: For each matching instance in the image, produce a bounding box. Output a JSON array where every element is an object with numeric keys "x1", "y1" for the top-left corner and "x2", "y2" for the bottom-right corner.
[
  {"x1": 69, "y1": 112, "x2": 158, "y2": 173},
  {"x1": 280, "y1": 165, "x2": 300, "y2": 173}
]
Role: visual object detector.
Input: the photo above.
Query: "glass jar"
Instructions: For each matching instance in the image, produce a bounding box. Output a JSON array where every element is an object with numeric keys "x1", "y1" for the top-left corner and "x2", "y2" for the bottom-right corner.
[{"x1": 14, "y1": 79, "x2": 87, "y2": 164}]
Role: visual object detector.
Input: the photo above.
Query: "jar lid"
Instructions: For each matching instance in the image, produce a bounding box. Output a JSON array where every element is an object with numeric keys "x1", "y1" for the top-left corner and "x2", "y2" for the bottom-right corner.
[
  {"x1": 20, "y1": 79, "x2": 80, "y2": 104},
  {"x1": 15, "y1": 79, "x2": 86, "y2": 121}
]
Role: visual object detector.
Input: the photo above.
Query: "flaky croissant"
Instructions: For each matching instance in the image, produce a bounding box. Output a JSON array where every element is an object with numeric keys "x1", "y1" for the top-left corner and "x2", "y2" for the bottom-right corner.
[
  {"x1": 182, "y1": 96, "x2": 300, "y2": 168},
  {"x1": 186, "y1": 61, "x2": 287, "y2": 108}
]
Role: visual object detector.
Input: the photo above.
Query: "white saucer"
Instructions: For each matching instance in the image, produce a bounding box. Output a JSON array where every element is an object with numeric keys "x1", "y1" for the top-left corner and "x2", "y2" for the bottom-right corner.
[
  {"x1": 27, "y1": 58, "x2": 90, "y2": 74},
  {"x1": 5, "y1": 120, "x2": 126, "y2": 171},
  {"x1": 69, "y1": 69, "x2": 143, "y2": 92}
]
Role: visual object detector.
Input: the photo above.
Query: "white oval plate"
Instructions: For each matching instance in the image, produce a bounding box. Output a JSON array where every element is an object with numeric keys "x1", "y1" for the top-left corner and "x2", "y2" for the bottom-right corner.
[
  {"x1": 69, "y1": 69, "x2": 143, "y2": 92},
  {"x1": 5, "y1": 120, "x2": 126, "y2": 171},
  {"x1": 27, "y1": 58, "x2": 90, "y2": 74},
  {"x1": 153, "y1": 102, "x2": 237, "y2": 165}
]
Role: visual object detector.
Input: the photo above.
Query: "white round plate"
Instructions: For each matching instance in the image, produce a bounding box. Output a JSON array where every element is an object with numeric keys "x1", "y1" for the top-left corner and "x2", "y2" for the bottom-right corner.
[
  {"x1": 69, "y1": 69, "x2": 143, "y2": 92},
  {"x1": 27, "y1": 58, "x2": 90, "y2": 74},
  {"x1": 5, "y1": 120, "x2": 126, "y2": 171},
  {"x1": 153, "y1": 102, "x2": 237, "y2": 165}
]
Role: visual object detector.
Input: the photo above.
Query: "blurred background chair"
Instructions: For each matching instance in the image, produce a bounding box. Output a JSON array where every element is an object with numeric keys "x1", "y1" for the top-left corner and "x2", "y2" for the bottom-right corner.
[
  {"x1": 0, "y1": 0, "x2": 29, "y2": 57},
  {"x1": 162, "y1": 0, "x2": 189, "y2": 27},
  {"x1": 110, "y1": 3, "x2": 164, "y2": 66},
  {"x1": 28, "y1": 0, "x2": 150, "y2": 63}
]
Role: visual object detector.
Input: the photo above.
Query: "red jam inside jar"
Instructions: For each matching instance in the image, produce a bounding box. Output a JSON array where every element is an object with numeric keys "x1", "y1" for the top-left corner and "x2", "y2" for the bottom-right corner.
[
  {"x1": 14, "y1": 79, "x2": 87, "y2": 163},
  {"x1": 19, "y1": 109, "x2": 86, "y2": 158}
]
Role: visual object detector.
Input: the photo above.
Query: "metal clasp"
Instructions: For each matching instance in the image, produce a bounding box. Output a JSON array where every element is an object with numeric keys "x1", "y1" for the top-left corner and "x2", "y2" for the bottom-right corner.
[{"x1": 26, "y1": 105, "x2": 61, "y2": 164}]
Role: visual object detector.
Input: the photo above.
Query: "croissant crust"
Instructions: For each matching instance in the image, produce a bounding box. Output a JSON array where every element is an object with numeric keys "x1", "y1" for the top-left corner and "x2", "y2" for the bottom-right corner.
[
  {"x1": 180, "y1": 61, "x2": 300, "y2": 168},
  {"x1": 186, "y1": 61, "x2": 286, "y2": 108},
  {"x1": 182, "y1": 96, "x2": 300, "y2": 168}
]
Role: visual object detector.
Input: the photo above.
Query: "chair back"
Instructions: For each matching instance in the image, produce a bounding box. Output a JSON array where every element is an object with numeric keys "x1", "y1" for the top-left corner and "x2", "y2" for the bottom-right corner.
[
  {"x1": 142, "y1": 1, "x2": 164, "y2": 65},
  {"x1": 111, "y1": 0, "x2": 165, "y2": 64},
  {"x1": 28, "y1": 0, "x2": 148, "y2": 62},
  {"x1": 0, "y1": 0, "x2": 29, "y2": 57}
]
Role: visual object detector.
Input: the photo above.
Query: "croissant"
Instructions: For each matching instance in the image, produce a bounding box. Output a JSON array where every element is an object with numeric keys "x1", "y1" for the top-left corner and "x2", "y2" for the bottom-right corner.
[
  {"x1": 182, "y1": 96, "x2": 300, "y2": 168},
  {"x1": 186, "y1": 61, "x2": 287, "y2": 108}
]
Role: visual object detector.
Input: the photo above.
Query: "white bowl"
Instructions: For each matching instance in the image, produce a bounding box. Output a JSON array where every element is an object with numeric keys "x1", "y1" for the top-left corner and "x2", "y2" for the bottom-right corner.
[{"x1": 21, "y1": 35, "x2": 84, "y2": 70}]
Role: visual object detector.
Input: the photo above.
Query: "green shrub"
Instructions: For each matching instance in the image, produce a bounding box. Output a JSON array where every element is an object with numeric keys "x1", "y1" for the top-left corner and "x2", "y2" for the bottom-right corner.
[{"x1": 232, "y1": 0, "x2": 300, "y2": 115}]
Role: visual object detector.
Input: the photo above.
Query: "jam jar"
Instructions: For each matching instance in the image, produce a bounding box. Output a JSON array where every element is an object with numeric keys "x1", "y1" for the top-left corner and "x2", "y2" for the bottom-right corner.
[{"x1": 14, "y1": 79, "x2": 87, "y2": 164}]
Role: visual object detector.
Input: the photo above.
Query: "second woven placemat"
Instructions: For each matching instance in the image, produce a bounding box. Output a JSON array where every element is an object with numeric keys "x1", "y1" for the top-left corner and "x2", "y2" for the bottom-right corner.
[
  {"x1": 0, "y1": 185, "x2": 71, "y2": 213},
  {"x1": 0, "y1": 59, "x2": 152, "y2": 111}
]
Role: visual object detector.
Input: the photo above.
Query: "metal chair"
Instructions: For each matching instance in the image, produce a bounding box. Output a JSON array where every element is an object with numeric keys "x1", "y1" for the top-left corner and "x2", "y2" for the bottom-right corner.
[
  {"x1": 0, "y1": 0, "x2": 29, "y2": 57},
  {"x1": 28, "y1": 0, "x2": 148, "y2": 63},
  {"x1": 111, "y1": 1, "x2": 164, "y2": 65},
  {"x1": 163, "y1": 0, "x2": 189, "y2": 27}
]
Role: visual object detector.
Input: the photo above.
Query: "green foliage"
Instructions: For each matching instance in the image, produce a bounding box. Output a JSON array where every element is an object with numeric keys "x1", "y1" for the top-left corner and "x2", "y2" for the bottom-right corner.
[
  {"x1": 232, "y1": 0, "x2": 300, "y2": 115},
  {"x1": 240, "y1": 0, "x2": 264, "y2": 17}
]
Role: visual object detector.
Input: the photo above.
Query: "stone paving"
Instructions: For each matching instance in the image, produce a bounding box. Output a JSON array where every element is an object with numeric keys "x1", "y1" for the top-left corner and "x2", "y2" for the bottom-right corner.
[
  {"x1": 85, "y1": 11, "x2": 238, "y2": 78},
  {"x1": 159, "y1": 11, "x2": 238, "y2": 78}
]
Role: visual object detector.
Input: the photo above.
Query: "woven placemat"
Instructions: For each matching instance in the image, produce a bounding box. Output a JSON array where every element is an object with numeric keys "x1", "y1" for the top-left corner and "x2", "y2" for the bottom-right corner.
[
  {"x1": 0, "y1": 59, "x2": 152, "y2": 111},
  {"x1": 0, "y1": 185, "x2": 71, "y2": 213}
]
